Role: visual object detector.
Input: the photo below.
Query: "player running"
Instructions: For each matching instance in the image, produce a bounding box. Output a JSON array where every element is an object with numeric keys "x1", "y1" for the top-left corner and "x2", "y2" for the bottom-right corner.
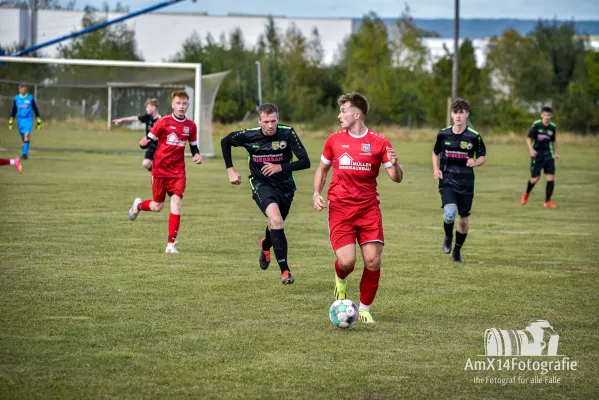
[
  {"x1": 9, "y1": 84, "x2": 41, "y2": 160},
  {"x1": 432, "y1": 98, "x2": 486, "y2": 263},
  {"x1": 0, "y1": 158, "x2": 22, "y2": 173},
  {"x1": 313, "y1": 92, "x2": 403, "y2": 324},
  {"x1": 127, "y1": 91, "x2": 202, "y2": 254},
  {"x1": 221, "y1": 103, "x2": 311, "y2": 285},
  {"x1": 520, "y1": 106, "x2": 560, "y2": 208},
  {"x1": 112, "y1": 98, "x2": 161, "y2": 171}
]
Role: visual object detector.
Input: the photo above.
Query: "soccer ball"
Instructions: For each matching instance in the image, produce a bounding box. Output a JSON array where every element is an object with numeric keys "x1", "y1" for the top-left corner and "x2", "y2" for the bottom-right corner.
[{"x1": 329, "y1": 299, "x2": 359, "y2": 329}]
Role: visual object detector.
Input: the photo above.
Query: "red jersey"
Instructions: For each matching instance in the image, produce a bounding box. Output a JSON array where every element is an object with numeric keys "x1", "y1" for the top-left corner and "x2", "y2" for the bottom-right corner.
[
  {"x1": 148, "y1": 114, "x2": 198, "y2": 178},
  {"x1": 321, "y1": 129, "x2": 393, "y2": 206}
]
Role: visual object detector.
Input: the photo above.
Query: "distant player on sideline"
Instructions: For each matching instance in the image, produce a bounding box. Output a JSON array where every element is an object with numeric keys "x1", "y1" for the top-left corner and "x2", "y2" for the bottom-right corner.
[
  {"x1": 9, "y1": 84, "x2": 41, "y2": 160},
  {"x1": 221, "y1": 103, "x2": 311, "y2": 284},
  {"x1": 520, "y1": 106, "x2": 560, "y2": 208},
  {"x1": 0, "y1": 158, "x2": 22, "y2": 173},
  {"x1": 313, "y1": 92, "x2": 403, "y2": 324},
  {"x1": 432, "y1": 98, "x2": 486, "y2": 263},
  {"x1": 128, "y1": 91, "x2": 202, "y2": 254},
  {"x1": 113, "y1": 98, "x2": 161, "y2": 171}
]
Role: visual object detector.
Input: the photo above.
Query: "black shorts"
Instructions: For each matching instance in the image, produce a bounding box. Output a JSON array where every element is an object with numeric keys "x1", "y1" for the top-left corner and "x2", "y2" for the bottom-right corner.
[
  {"x1": 144, "y1": 142, "x2": 157, "y2": 160},
  {"x1": 530, "y1": 158, "x2": 555, "y2": 177},
  {"x1": 250, "y1": 179, "x2": 293, "y2": 220},
  {"x1": 440, "y1": 187, "x2": 474, "y2": 217}
]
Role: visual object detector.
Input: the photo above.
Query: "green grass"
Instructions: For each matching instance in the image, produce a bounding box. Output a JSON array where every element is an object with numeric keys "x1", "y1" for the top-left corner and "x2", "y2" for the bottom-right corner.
[{"x1": 0, "y1": 125, "x2": 598, "y2": 399}]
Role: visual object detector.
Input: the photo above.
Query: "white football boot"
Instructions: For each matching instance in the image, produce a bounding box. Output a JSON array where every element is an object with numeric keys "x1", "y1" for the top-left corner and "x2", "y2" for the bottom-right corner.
[
  {"x1": 129, "y1": 198, "x2": 142, "y2": 220},
  {"x1": 165, "y1": 243, "x2": 181, "y2": 254}
]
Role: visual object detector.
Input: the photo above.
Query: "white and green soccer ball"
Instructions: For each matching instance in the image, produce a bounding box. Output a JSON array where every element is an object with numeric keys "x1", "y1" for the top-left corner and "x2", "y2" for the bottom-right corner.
[{"x1": 329, "y1": 299, "x2": 359, "y2": 329}]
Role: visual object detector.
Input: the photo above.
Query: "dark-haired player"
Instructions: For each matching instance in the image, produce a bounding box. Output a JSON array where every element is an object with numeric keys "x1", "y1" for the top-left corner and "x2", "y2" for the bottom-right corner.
[
  {"x1": 128, "y1": 91, "x2": 202, "y2": 254},
  {"x1": 313, "y1": 92, "x2": 403, "y2": 324},
  {"x1": 432, "y1": 98, "x2": 486, "y2": 263},
  {"x1": 113, "y1": 98, "x2": 161, "y2": 171},
  {"x1": 520, "y1": 106, "x2": 560, "y2": 208},
  {"x1": 221, "y1": 103, "x2": 311, "y2": 284}
]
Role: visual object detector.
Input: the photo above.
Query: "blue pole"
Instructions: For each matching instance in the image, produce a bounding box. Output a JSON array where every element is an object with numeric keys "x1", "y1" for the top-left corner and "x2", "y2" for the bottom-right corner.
[{"x1": 10, "y1": 0, "x2": 187, "y2": 57}]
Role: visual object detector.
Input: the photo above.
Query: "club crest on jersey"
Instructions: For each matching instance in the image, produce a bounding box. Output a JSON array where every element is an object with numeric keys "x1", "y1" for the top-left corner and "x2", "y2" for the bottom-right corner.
[
  {"x1": 272, "y1": 141, "x2": 280, "y2": 150},
  {"x1": 460, "y1": 141, "x2": 468, "y2": 149},
  {"x1": 467, "y1": 142, "x2": 473, "y2": 150},
  {"x1": 279, "y1": 141, "x2": 287, "y2": 149},
  {"x1": 184, "y1": 126, "x2": 190, "y2": 134},
  {"x1": 361, "y1": 144, "x2": 371, "y2": 152}
]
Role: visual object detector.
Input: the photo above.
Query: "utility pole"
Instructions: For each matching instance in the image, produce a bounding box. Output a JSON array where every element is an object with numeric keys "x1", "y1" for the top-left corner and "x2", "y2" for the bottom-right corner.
[
  {"x1": 30, "y1": 0, "x2": 38, "y2": 49},
  {"x1": 255, "y1": 60, "x2": 262, "y2": 109},
  {"x1": 451, "y1": 0, "x2": 459, "y2": 101}
]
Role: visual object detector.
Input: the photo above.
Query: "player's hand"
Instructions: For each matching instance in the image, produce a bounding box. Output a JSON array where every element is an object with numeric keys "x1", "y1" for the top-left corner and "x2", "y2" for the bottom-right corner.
[
  {"x1": 313, "y1": 192, "x2": 326, "y2": 212},
  {"x1": 466, "y1": 158, "x2": 476, "y2": 168},
  {"x1": 193, "y1": 154, "x2": 203, "y2": 164},
  {"x1": 433, "y1": 169, "x2": 443, "y2": 180},
  {"x1": 8, "y1": 118, "x2": 13, "y2": 130},
  {"x1": 529, "y1": 149, "x2": 537, "y2": 158},
  {"x1": 555, "y1": 152, "x2": 561, "y2": 160},
  {"x1": 36, "y1": 118, "x2": 42, "y2": 130},
  {"x1": 112, "y1": 118, "x2": 122, "y2": 126},
  {"x1": 227, "y1": 168, "x2": 242, "y2": 185},
  {"x1": 139, "y1": 136, "x2": 150, "y2": 149},
  {"x1": 261, "y1": 163, "x2": 282, "y2": 177},
  {"x1": 386, "y1": 147, "x2": 398, "y2": 165}
]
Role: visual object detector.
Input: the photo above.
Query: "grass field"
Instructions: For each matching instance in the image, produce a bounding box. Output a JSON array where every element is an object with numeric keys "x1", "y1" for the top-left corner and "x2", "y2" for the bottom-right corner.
[{"x1": 0, "y1": 124, "x2": 598, "y2": 399}]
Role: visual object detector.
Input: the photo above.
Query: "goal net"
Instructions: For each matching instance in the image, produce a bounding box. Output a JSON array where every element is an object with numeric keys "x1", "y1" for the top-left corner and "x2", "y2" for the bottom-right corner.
[{"x1": 0, "y1": 57, "x2": 229, "y2": 157}]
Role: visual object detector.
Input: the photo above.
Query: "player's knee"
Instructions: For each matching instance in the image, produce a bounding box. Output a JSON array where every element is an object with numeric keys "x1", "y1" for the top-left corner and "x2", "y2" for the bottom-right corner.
[
  {"x1": 142, "y1": 159, "x2": 152, "y2": 170},
  {"x1": 546, "y1": 175, "x2": 554, "y2": 182},
  {"x1": 458, "y1": 216, "x2": 469, "y2": 230},
  {"x1": 152, "y1": 202, "x2": 164, "y2": 212},
  {"x1": 443, "y1": 204, "x2": 457, "y2": 224},
  {"x1": 530, "y1": 176, "x2": 540, "y2": 184},
  {"x1": 338, "y1": 257, "x2": 356, "y2": 271},
  {"x1": 363, "y1": 255, "x2": 381, "y2": 271},
  {"x1": 269, "y1": 215, "x2": 284, "y2": 230}
]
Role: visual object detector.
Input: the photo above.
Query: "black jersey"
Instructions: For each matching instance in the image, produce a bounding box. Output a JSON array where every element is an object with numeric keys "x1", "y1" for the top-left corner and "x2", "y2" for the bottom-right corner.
[
  {"x1": 528, "y1": 120, "x2": 556, "y2": 160},
  {"x1": 433, "y1": 125, "x2": 486, "y2": 194},
  {"x1": 223, "y1": 124, "x2": 310, "y2": 195},
  {"x1": 138, "y1": 114, "x2": 160, "y2": 135}
]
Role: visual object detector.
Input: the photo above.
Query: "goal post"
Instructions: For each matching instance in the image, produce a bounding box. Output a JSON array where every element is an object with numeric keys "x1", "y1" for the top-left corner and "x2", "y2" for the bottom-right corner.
[{"x1": 0, "y1": 56, "x2": 223, "y2": 157}]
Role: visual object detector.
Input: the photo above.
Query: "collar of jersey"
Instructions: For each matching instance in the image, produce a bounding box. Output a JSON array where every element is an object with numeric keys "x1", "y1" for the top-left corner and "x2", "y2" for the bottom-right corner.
[
  {"x1": 171, "y1": 113, "x2": 186, "y2": 122},
  {"x1": 347, "y1": 128, "x2": 369, "y2": 138},
  {"x1": 451, "y1": 125, "x2": 468, "y2": 135},
  {"x1": 19, "y1": 94, "x2": 28, "y2": 98}
]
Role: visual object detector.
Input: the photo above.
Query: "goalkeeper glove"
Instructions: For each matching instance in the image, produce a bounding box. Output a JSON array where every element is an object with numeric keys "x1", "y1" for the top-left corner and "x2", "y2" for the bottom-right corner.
[
  {"x1": 37, "y1": 118, "x2": 42, "y2": 130},
  {"x1": 8, "y1": 118, "x2": 13, "y2": 130}
]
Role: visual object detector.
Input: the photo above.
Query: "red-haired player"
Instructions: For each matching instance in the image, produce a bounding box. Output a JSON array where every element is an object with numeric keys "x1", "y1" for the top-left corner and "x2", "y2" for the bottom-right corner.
[{"x1": 127, "y1": 91, "x2": 202, "y2": 253}]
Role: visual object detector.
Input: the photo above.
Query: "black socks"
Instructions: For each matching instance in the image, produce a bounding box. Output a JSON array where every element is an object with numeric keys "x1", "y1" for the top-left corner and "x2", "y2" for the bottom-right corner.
[{"x1": 270, "y1": 228, "x2": 289, "y2": 273}]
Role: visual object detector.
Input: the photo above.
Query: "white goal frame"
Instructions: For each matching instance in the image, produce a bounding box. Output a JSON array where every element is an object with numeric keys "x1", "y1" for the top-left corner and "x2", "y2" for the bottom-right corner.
[{"x1": 0, "y1": 55, "x2": 202, "y2": 138}]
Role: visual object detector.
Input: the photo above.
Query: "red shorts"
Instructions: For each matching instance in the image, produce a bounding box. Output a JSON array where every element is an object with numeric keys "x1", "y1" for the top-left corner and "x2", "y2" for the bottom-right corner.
[
  {"x1": 152, "y1": 176, "x2": 186, "y2": 203},
  {"x1": 328, "y1": 201, "x2": 384, "y2": 252}
]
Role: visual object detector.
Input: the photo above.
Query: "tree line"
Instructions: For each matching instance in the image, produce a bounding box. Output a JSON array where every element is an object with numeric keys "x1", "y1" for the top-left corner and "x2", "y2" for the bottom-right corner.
[{"x1": 2, "y1": 7, "x2": 598, "y2": 133}]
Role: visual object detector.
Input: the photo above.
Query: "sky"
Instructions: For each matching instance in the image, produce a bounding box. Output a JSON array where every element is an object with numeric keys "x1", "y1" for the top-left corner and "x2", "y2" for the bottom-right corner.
[{"x1": 85, "y1": 0, "x2": 599, "y2": 20}]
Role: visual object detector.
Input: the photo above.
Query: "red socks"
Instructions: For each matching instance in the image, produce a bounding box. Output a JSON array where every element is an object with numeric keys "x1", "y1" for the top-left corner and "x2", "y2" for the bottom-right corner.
[
  {"x1": 139, "y1": 200, "x2": 152, "y2": 211},
  {"x1": 0, "y1": 158, "x2": 10, "y2": 165},
  {"x1": 335, "y1": 260, "x2": 354, "y2": 280},
  {"x1": 168, "y1": 213, "x2": 180, "y2": 244},
  {"x1": 359, "y1": 268, "x2": 381, "y2": 307}
]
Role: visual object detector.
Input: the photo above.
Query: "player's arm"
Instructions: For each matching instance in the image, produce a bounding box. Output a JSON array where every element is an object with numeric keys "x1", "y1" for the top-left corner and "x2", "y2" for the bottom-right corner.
[
  {"x1": 113, "y1": 115, "x2": 140, "y2": 125},
  {"x1": 432, "y1": 134, "x2": 443, "y2": 179},
  {"x1": 262, "y1": 129, "x2": 311, "y2": 177},
  {"x1": 188, "y1": 125, "x2": 202, "y2": 165},
  {"x1": 9, "y1": 100, "x2": 16, "y2": 130},
  {"x1": 220, "y1": 130, "x2": 247, "y2": 185},
  {"x1": 467, "y1": 135, "x2": 487, "y2": 168},
  {"x1": 31, "y1": 99, "x2": 42, "y2": 130},
  {"x1": 313, "y1": 138, "x2": 333, "y2": 211},
  {"x1": 527, "y1": 125, "x2": 537, "y2": 158},
  {"x1": 552, "y1": 130, "x2": 560, "y2": 160},
  {"x1": 140, "y1": 119, "x2": 162, "y2": 149},
  {"x1": 383, "y1": 143, "x2": 403, "y2": 183}
]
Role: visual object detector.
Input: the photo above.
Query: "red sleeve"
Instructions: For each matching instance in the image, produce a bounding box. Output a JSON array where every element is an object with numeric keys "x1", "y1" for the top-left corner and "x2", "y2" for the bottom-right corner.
[
  {"x1": 321, "y1": 135, "x2": 334, "y2": 165},
  {"x1": 381, "y1": 137, "x2": 392, "y2": 168},
  {"x1": 149, "y1": 118, "x2": 164, "y2": 140},
  {"x1": 189, "y1": 123, "x2": 198, "y2": 145}
]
